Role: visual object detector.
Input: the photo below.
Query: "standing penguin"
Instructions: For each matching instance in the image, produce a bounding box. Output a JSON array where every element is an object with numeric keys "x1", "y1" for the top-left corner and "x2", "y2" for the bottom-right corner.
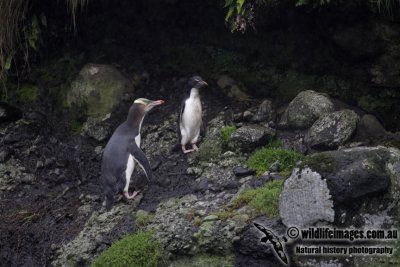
[
  {"x1": 179, "y1": 76, "x2": 208, "y2": 153},
  {"x1": 101, "y1": 98, "x2": 164, "y2": 210}
]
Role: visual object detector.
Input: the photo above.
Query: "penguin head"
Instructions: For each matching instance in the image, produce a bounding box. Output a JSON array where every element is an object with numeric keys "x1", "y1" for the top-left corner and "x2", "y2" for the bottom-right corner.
[
  {"x1": 134, "y1": 98, "x2": 165, "y2": 112},
  {"x1": 188, "y1": 76, "x2": 208, "y2": 89}
]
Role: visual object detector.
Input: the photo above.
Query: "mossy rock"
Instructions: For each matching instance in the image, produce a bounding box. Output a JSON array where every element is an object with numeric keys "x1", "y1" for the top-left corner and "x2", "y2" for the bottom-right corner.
[
  {"x1": 67, "y1": 64, "x2": 131, "y2": 118},
  {"x1": 90, "y1": 231, "x2": 161, "y2": 267}
]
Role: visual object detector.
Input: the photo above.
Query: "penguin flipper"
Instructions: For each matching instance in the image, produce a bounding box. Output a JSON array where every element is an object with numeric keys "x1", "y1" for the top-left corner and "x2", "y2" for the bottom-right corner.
[{"x1": 128, "y1": 141, "x2": 153, "y2": 183}]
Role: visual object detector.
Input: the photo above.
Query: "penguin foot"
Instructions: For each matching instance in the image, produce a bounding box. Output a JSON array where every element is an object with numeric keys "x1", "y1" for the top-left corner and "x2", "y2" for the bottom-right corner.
[
  {"x1": 182, "y1": 145, "x2": 195, "y2": 154},
  {"x1": 124, "y1": 190, "x2": 140, "y2": 200},
  {"x1": 192, "y1": 144, "x2": 199, "y2": 151}
]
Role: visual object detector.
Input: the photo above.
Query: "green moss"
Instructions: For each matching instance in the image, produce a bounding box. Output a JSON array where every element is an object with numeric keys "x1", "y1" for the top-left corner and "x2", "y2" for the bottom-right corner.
[
  {"x1": 169, "y1": 254, "x2": 234, "y2": 267},
  {"x1": 212, "y1": 210, "x2": 237, "y2": 221},
  {"x1": 220, "y1": 126, "x2": 237, "y2": 146},
  {"x1": 90, "y1": 231, "x2": 162, "y2": 267},
  {"x1": 246, "y1": 145, "x2": 304, "y2": 176},
  {"x1": 69, "y1": 118, "x2": 84, "y2": 135},
  {"x1": 16, "y1": 84, "x2": 39, "y2": 102},
  {"x1": 198, "y1": 135, "x2": 223, "y2": 162},
  {"x1": 135, "y1": 210, "x2": 154, "y2": 228},
  {"x1": 230, "y1": 180, "x2": 284, "y2": 217}
]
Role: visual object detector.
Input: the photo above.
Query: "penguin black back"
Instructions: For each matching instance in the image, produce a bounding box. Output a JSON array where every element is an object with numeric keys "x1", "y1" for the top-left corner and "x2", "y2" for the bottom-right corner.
[{"x1": 101, "y1": 98, "x2": 164, "y2": 210}]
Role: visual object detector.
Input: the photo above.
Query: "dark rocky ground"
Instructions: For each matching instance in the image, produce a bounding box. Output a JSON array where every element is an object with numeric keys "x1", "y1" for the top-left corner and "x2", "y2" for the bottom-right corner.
[{"x1": 0, "y1": 76, "x2": 248, "y2": 267}]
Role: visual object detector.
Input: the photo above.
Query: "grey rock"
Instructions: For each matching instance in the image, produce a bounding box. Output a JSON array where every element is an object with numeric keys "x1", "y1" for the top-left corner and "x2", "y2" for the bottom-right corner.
[
  {"x1": 51, "y1": 197, "x2": 142, "y2": 267},
  {"x1": 194, "y1": 179, "x2": 209, "y2": 193},
  {"x1": 279, "y1": 90, "x2": 334, "y2": 130},
  {"x1": 357, "y1": 114, "x2": 388, "y2": 141},
  {"x1": 0, "y1": 148, "x2": 11, "y2": 163},
  {"x1": 307, "y1": 109, "x2": 360, "y2": 149},
  {"x1": 243, "y1": 111, "x2": 254, "y2": 122},
  {"x1": 67, "y1": 64, "x2": 131, "y2": 118},
  {"x1": 0, "y1": 158, "x2": 35, "y2": 192},
  {"x1": 81, "y1": 117, "x2": 111, "y2": 142},
  {"x1": 252, "y1": 99, "x2": 276, "y2": 123},
  {"x1": 269, "y1": 160, "x2": 280, "y2": 172},
  {"x1": 279, "y1": 167, "x2": 335, "y2": 227},
  {"x1": 230, "y1": 125, "x2": 276, "y2": 152},
  {"x1": 36, "y1": 160, "x2": 44, "y2": 169}
]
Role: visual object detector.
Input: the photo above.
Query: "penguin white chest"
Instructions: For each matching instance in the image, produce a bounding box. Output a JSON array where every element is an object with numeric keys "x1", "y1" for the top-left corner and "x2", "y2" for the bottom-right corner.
[
  {"x1": 181, "y1": 98, "x2": 202, "y2": 144},
  {"x1": 124, "y1": 154, "x2": 135, "y2": 192}
]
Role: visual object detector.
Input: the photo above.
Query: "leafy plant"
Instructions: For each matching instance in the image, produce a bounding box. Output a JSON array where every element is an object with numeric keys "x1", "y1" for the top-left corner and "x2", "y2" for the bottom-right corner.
[{"x1": 90, "y1": 231, "x2": 162, "y2": 267}]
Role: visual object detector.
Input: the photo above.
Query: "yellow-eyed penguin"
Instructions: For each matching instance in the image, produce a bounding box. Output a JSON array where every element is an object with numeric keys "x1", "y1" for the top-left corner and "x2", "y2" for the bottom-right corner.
[
  {"x1": 101, "y1": 98, "x2": 164, "y2": 210},
  {"x1": 179, "y1": 76, "x2": 208, "y2": 153}
]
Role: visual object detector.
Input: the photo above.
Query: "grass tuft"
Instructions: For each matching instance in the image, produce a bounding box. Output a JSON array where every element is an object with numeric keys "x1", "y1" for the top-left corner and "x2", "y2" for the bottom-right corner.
[
  {"x1": 246, "y1": 142, "x2": 304, "y2": 176},
  {"x1": 230, "y1": 179, "x2": 284, "y2": 217},
  {"x1": 220, "y1": 126, "x2": 237, "y2": 146},
  {"x1": 90, "y1": 231, "x2": 162, "y2": 267}
]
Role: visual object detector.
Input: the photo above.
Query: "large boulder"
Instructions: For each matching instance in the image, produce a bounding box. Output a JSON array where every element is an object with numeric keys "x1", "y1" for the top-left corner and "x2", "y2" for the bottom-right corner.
[
  {"x1": 67, "y1": 64, "x2": 131, "y2": 118},
  {"x1": 279, "y1": 147, "x2": 398, "y2": 227},
  {"x1": 303, "y1": 147, "x2": 391, "y2": 204},
  {"x1": 230, "y1": 125, "x2": 276, "y2": 152},
  {"x1": 251, "y1": 99, "x2": 276, "y2": 123},
  {"x1": 306, "y1": 109, "x2": 360, "y2": 149},
  {"x1": 357, "y1": 114, "x2": 389, "y2": 142},
  {"x1": 278, "y1": 90, "x2": 334, "y2": 130}
]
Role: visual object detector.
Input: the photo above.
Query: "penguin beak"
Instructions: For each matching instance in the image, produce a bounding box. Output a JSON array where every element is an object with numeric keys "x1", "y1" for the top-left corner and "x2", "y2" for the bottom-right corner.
[{"x1": 200, "y1": 81, "x2": 208, "y2": 87}]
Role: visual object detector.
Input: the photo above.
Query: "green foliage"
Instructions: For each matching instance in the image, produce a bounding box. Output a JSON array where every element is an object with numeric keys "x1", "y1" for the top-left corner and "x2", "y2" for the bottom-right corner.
[
  {"x1": 90, "y1": 231, "x2": 162, "y2": 267},
  {"x1": 358, "y1": 95, "x2": 391, "y2": 113},
  {"x1": 230, "y1": 179, "x2": 284, "y2": 217},
  {"x1": 220, "y1": 126, "x2": 237, "y2": 145},
  {"x1": 246, "y1": 142, "x2": 304, "y2": 176},
  {"x1": 212, "y1": 210, "x2": 237, "y2": 221},
  {"x1": 16, "y1": 84, "x2": 39, "y2": 102},
  {"x1": 135, "y1": 210, "x2": 154, "y2": 228}
]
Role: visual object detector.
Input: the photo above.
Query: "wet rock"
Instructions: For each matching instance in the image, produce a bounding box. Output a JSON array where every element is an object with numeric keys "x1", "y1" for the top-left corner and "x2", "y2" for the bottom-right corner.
[
  {"x1": 45, "y1": 158, "x2": 56, "y2": 167},
  {"x1": 302, "y1": 147, "x2": 391, "y2": 205},
  {"x1": 51, "y1": 196, "x2": 142, "y2": 267},
  {"x1": 194, "y1": 179, "x2": 209, "y2": 193},
  {"x1": 233, "y1": 166, "x2": 255, "y2": 177},
  {"x1": 235, "y1": 216, "x2": 285, "y2": 259},
  {"x1": 0, "y1": 148, "x2": 11, "y2": 163},
  {"x1": 242, "y1": 111, "x2": 254, "y2": 122},
  {"x1": 357, "y1": 114, "x2": 389, "y2": 141},
  {"x1": 306, "y1": 109, "x2": 360, "y2": 149},
  {"x1": 252, "y1": 100, "x2": 276, "y2": 123},
  {"x1": 279, "y1": 90, "x2": 334, "y2": 130},
  {"x1": 279, "y1": 167, "x2": 335, "y2": 227},
  {"x1": 81, "y1": 117, "x2": 111, "y2": 142},
  {"x1": 3, "y1": 131, "x2": 25, "y2": 144},
  {"x1": 0, "y1": 158, "x2": 35, "y2": 191},
  {"x1": 230, "y1": 125, "x2": 275, "y2": 152},
  {"x1": 67, "y1": 64, "x2": 131, "y2": 118},
  {"x1": 36, "y1": 160, "x2": 44, "y2": 169}
]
